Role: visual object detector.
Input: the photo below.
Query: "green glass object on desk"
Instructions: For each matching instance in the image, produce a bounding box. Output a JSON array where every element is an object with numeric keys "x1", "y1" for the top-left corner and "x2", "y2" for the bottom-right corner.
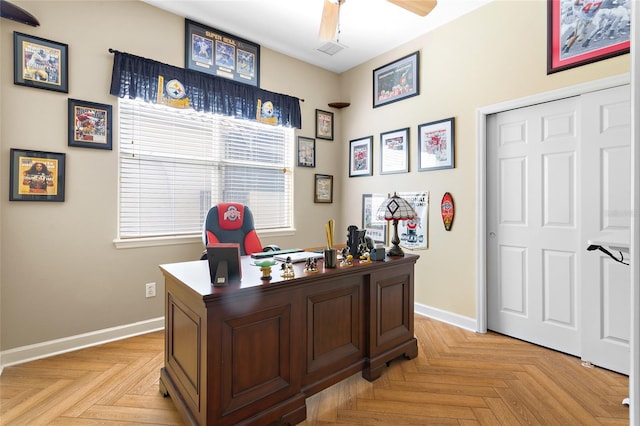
[{"x1": 251, "y1": 259, "x2": 277, "y2": 280}]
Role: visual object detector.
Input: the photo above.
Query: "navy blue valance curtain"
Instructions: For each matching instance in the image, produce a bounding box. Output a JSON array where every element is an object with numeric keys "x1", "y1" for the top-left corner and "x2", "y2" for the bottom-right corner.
[{"x1": 109, "y1": 50, "x2": 302, "y2": 128}]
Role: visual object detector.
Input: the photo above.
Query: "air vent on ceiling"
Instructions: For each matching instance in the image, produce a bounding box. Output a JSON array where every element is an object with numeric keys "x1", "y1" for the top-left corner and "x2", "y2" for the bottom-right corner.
[{"x1": 317, "y1": 41, "x2": 346, "y2": 56}]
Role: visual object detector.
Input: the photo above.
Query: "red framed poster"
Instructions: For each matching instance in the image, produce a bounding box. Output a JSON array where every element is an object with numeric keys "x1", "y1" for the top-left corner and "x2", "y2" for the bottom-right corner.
[{"x1": 547, "y1": 0, "x2": 630, "y2": 74}]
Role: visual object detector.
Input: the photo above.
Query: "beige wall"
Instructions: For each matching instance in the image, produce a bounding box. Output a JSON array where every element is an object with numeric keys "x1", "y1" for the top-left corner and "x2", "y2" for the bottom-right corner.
[
  {"x1": 0, "y1": 0, "x2": 342, "y2": 351},
  {"x1": 0, "y1": 0, "x2": 629, "y2": 353},
  {"x1": 338, "y1": 0, "x2": 629, "y2": 318}
]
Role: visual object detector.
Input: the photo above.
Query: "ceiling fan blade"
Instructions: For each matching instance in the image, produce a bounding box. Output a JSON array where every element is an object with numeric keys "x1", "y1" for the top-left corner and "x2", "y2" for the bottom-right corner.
[
  {"x1": 387, "y1": 0, "x2": 437, "y2": 17},
  {"x1": 318, "y1": 0, "x2": 340, "y2": 40},
  {"x1": 0, "y1": 0, "x2": 39, "y2": 26}
]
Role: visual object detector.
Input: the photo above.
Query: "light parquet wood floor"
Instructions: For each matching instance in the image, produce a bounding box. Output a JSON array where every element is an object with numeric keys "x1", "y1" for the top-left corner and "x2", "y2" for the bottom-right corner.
[{"x1": 0, "y1": 316, "x2": 629, "y2": 425}]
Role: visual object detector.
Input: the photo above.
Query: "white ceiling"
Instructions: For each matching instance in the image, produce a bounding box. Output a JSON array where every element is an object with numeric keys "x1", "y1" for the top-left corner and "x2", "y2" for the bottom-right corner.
[{"x1": 143, "y1": 0, "x2": 492, "y2": 74}]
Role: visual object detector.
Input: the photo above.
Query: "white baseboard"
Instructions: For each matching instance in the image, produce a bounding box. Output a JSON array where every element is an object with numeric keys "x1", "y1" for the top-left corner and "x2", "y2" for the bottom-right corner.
[
  {"x1": 0, "y1": 317, "x2": 164, "y2": 374},
  {"x1": 414, "y1": 302, "x2": 479, "y2": 333},
  {"x1": 0, "y1": 305, "x2": 475, "y2": 375}
]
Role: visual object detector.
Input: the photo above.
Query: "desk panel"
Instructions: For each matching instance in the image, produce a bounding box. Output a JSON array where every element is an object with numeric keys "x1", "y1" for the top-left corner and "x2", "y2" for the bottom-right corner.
[{"x1": 160, "y1": 254, "x2": 418, "y2": 425}]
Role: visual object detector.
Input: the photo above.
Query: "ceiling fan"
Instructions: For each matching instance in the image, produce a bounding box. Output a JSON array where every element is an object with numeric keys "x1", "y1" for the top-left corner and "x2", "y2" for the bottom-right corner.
[{"x1": 319, "y1": 0, "x2": 437, "y2": 40}]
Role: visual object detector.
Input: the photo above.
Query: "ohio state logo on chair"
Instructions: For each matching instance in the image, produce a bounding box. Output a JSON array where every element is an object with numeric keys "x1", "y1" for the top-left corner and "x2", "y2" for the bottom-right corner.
[{"x1": 204, "y1": 202, "x2": 263, "y2": 255}]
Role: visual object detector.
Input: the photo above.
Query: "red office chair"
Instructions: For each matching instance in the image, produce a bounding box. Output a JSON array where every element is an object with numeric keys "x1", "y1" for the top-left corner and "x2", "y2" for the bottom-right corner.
[{"x1": 203, "y1": 203, "x2": 264, "y2": 256}]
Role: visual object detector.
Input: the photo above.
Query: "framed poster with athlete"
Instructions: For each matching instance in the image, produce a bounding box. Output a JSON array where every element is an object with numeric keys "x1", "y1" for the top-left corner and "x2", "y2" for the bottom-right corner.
[
  {"x1": 185, "y1": 19, "x2": 260, "y2": 87},
  {"x1": 547, "y1": 0, "x2": 630, "y2": 74},
  {"x1": 13, "y1": 32, "x2": 68, "y2": 93},
  {"x1": 68, "y1": 99, "x2": 113, "y2": 150},
  {"x1": 9, "y1": 148, "x2": 66, "y2": 202}
]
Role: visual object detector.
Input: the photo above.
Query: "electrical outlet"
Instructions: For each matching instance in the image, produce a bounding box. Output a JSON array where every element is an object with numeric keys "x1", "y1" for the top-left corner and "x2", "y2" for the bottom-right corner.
[{"x1": 145, "y1": 282, "x2": 156, "y2": 298}]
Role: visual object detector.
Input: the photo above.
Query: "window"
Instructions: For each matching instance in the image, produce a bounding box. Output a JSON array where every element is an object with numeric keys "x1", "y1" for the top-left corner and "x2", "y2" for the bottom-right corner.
[{"x1": 118, "y1": 98, "x2": 294, "y2": 240}]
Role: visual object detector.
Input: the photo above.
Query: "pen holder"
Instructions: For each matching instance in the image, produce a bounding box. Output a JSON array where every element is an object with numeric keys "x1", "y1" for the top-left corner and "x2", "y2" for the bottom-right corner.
[{"x1": 324, "y1": 248, "x2": 337, "y2": 268}]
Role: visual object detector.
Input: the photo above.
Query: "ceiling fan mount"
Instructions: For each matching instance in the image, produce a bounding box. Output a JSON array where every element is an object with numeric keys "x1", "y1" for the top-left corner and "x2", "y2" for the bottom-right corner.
[{"x1": 319, "y1": 0, "x2": 437, "y2": 41}]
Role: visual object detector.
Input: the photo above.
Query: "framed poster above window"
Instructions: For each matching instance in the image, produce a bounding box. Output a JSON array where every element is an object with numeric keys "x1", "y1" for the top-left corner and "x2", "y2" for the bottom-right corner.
[
  {"x1": 547, "y1": 0, "x2": 630, "y2": 74},
  {"x1": 185, "y1": 19, "x2": 260, "y2": 87}
]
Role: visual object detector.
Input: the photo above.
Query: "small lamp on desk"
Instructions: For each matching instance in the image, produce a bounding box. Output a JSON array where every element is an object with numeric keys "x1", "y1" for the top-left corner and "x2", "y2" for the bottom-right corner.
[{"x1": 376, "y1": 192, "x2": 418, "y2": 257}]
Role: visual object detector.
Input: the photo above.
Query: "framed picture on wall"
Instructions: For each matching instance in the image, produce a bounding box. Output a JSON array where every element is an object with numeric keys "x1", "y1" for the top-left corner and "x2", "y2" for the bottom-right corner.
[
  {"x1": 68, "y1": 99, "x2": 113, "y2": 150},
  {"x1": 349, "y1": 136, "x2": 373, "y2": 177},
  {"x1": 315, "y1": 109, "x2": 334, "y2": 140},
  {"x1": 9, "y1": 148, "x2": 66, "y2": 202},
  {"x1": 547, "y1": 0, "x2": 630, "y2": 74},
  {"x1": 362, "y1": 193, "x2": 388, "y2": 245},
  {"x1": 380, "y1": 127, "x2": 409, "y2": 175},
  {"x1": 297, "y1": 136, "x2": 315, "y2": 167},
  {"x1": 373, "y1": 51, "x2": 419, "y2": 108},
  {"x1": 13, "y1": 32, "x2": 68, "y2": 93},
  {"x1": 418, "y1": 117, "x2": 455, "y2": 172},
  {"x1": 185, "y1": 19, "x2": 260, "y2": 87},
  {"x1": 314, "y1": 174, "x2": 333, "y2": 203}
]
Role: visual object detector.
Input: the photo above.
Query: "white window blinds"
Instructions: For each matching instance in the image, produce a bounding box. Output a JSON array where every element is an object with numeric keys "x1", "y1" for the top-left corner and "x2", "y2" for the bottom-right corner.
[{"x1": 118, "y1": 98, "x2": 294, "y2": 239}]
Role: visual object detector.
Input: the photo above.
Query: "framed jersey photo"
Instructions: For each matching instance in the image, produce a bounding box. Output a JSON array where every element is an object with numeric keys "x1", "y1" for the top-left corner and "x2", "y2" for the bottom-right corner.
[{"x1": 547, "y1": 0, "x2": 630, "y2": 74}]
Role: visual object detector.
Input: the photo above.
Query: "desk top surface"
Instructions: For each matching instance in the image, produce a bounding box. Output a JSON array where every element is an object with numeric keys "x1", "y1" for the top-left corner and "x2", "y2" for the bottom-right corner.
[{"x1": 160, "y1": 253, "x2": 419, "y2": 300}]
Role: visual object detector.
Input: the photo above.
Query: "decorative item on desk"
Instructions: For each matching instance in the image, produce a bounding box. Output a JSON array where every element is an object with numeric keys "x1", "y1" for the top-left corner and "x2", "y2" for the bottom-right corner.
[
  {"x1": 281, "y1": 257, "x2": 295, "y2": 278},
  {"x1": 376, "y1": 192, "x2": 418, "y2": 256},
  {"x1": 251, "y1": 259, "x2": 277, "y2": 280},
  {"x1": 370, "y1": 247, "x2": 386, "y2": 261},
  {"x1": 347, "y1": 225, "x2": 368, "y2": 258},
  {"x1": 207, "y1": 243, "x2": 242, "y2": 286},
  {"x1": 324, "y1": 219, "x2": 338, "y2": 268},
  {"x1": 341, "y1": 253, "x2": 354, "y2": 267},
  {"x1": 304, "y1": 257, "x2": 319, "y2": 273},
  {"x1": 441, "y1": 192, "x2": 454, "y2": 231}
]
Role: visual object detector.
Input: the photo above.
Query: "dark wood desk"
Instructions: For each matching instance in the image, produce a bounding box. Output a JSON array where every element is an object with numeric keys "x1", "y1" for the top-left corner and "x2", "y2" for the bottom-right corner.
[{"x1": 159, "y1": 253, "x2": 419, "y2": 425}]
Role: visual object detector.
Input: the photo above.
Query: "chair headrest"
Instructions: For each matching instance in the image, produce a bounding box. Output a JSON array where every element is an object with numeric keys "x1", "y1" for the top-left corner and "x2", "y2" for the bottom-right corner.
[{"x1": 217, "y1": 203, "x2": 245, "y2": 231}]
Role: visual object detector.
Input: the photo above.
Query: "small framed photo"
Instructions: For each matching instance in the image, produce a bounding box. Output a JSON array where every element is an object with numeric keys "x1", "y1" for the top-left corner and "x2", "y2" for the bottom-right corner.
[
  {"x1": 418, "y1": 117, "x2": 455, "y2": 172},
  {"x1": 68, "y1": 99, "x2": 113, "y2": 150},
  {"x1": 315, "y1": 109, "x2": 334, "y2": 140},
  {"x1": 185, "y1": 19, "x2": 260, "y2": 87},
  {"x1": 13, "y1": 32, "x2": 68, "y2": 93},
  {"x1": 10, "y1": 148, "x2": 66, "y2": 202},
  {"x1": 362, "y1": 193, "x2": 388, "y2": 245},
  {"x1": 547, "y1": 0, "x2": 630, "y2": 74},
  {"x1": 380, "y1": 127, "x2": 409, "y2": 175},
  {"x1": 349, "y1": 136, "x2": 373, "y2": 177},
  {"x1": 297, "y1": 136, "x2": 316, "y2": 167},
  {"x1": 373, "y1": 51, "x2": 419, "y2": 108},
  {"x1": 314, "y1": 174, "x2": 333, "y2": 203}
]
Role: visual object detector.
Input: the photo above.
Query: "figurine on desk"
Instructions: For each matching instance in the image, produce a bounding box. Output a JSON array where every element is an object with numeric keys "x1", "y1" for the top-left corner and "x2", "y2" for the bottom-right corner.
[
  {"x1": 281, "y1": 257, "x2": 295, "y2": 278},
  {"x1": 346, "y1": 225, "x2": 374, "y2": 259},
  {"x1": 304, "y1": 257, "x2": 319, "y2": 273}
]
